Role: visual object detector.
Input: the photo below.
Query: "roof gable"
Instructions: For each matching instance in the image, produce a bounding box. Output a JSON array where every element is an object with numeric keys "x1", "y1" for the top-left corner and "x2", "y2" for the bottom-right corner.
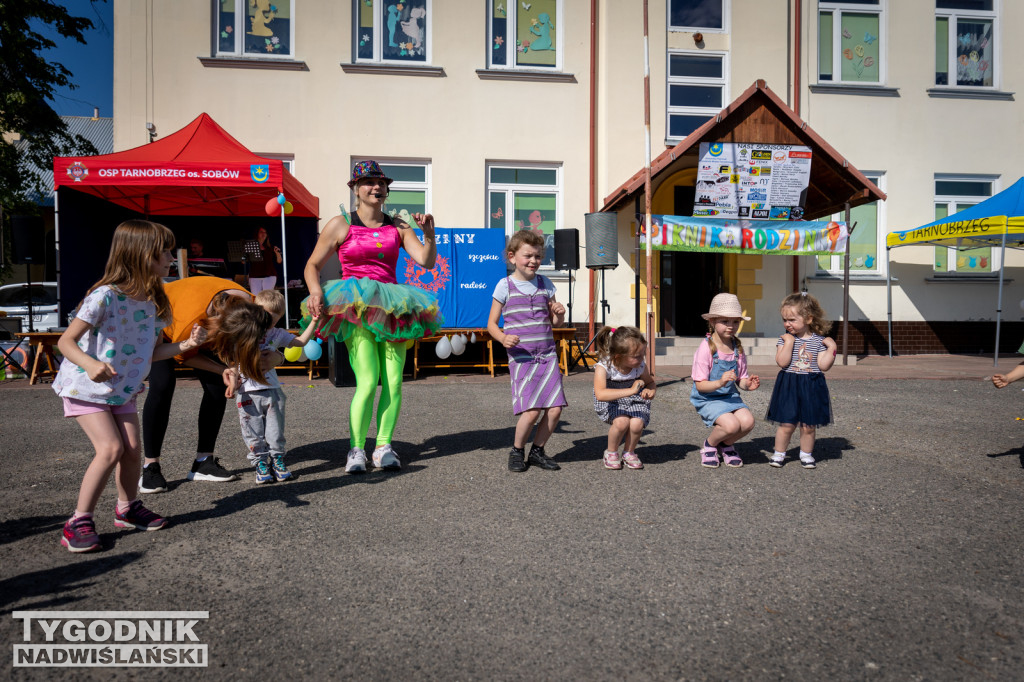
[{"x1": 601, "y1": 80, "x2": 886, "y2": 219}]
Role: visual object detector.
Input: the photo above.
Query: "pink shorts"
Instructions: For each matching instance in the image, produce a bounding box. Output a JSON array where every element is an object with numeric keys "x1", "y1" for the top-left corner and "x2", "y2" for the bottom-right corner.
[{"x1": 62, "y1": 397, "x2": 139, "y2": 418}]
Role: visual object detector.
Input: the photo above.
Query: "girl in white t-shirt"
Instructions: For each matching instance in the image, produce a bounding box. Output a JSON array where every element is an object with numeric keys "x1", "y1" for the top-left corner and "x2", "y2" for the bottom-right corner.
[
  {"x1": 53, "y1": 220, "x2": 204, "y2": 552},
  {"x1": 592, "y1": 326, "x2": 656, "y2": 470}
]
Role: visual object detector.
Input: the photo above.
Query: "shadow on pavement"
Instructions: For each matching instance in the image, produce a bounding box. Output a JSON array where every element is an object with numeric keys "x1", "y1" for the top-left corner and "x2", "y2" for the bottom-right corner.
[
  {"x1": 0, "y1": 514, "x2": 66, "y2": 547},
  {"x1": 0, "y1": 552, "x2": 144, "y2": 611},
  {"x1": 985, "y1": 445, "x2": 1024, "y2": 468}
]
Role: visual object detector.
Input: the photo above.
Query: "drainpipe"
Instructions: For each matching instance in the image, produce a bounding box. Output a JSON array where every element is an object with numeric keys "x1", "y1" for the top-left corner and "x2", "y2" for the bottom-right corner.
[
  {"x1": 588, "y1": 0, "x2": 598, "y2": 342},
  {"x1": 791, "y1": 0, "x2": 802, "y2": 294}
]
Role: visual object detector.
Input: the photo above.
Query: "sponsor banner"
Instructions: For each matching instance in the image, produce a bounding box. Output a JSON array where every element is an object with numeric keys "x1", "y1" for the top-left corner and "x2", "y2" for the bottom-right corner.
[
  {"x1": 12, "y1": 611, "x2": 209, "y2": 669},
  {"x1": 648, "y1": 215, "x2": 848, "y2": 256},
  {"x1": 54, "y1": 160, "x2": 283, "y2": 187},
  {"x1": 695, "y1": 142, "x2": 812, "y2": 220},
  {"x1": 397, "y1": 228, "x2": 506, "y2": 328}
]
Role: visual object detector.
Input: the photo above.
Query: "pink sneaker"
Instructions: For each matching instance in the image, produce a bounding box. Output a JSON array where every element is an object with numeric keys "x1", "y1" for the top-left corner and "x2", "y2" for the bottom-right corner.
[
  {"x1": 622, "y1": 452, "x2": 644, "y2": 469},
  {"x1": 603, "y1": 450, "x2": 623, "y2": 470}
]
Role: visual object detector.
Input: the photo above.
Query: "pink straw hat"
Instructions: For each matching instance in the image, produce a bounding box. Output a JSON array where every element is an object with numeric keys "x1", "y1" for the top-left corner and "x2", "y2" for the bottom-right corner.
[{"x1": 701, "y1": 293, "x2": 750, "y2": 321}]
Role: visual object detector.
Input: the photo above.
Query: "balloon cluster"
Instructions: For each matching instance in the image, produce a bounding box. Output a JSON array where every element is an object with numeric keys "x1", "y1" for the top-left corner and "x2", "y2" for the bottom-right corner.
[
  {"x1": 284, "y1": 338, "x2": 323, "y2": 363},
  {"x1": 435, "y1": 333, "x2": 474, "y2": 359},
  {"x1": 265, "y1": 192, "x2": 294, "y2": 216}
]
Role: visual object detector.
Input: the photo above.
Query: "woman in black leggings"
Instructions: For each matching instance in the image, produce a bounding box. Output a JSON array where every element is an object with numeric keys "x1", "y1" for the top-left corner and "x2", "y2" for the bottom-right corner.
[{"x1": 140, "y1": 278, "x2": 275, "y2": 493}]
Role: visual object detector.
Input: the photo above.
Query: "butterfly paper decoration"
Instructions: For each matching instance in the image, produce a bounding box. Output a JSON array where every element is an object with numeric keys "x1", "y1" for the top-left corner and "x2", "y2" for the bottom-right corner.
[{"x1": 864, "y1": 32, "x2": 876, "y2": 45}]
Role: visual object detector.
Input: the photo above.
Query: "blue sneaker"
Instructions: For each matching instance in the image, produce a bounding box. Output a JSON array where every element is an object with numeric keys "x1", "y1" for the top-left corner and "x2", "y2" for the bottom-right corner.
[
  {"x1": 254, "y1": 460, "x2": 274, "y2": 484},
  {"x1": 271, "y1": 455, "x2": 293, "y2": 481}
]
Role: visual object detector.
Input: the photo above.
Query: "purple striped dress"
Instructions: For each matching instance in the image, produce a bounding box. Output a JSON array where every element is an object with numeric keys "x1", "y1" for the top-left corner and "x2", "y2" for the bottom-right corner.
[{"x1": 502, "y1": 276, "x2": 567, "y2": 415}]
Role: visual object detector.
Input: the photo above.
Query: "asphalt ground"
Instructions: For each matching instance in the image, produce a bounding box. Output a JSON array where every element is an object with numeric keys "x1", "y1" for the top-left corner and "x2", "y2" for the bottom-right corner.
[{"x1": 1, "y1": 358, "x2": 1023, "y2": 680}]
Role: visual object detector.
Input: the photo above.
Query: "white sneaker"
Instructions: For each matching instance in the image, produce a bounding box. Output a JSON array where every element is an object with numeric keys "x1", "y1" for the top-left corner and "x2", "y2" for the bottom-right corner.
[
  {"x1": 769, "y1": 453, "x2": 786, "y2": 468},
  {"x1": 372, "y1": 444, "x2": 401, "y2": 470},
  {"x1": 345, "y1": 448, "x2": 367, "y2": 474},
  {"x1": 800, "y1": 454, "x2": 816, "y2": 469}
]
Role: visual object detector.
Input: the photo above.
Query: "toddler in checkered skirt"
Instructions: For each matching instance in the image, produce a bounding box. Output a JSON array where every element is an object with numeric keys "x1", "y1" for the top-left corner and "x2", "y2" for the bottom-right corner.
[{"x1": 592, "y1": 326, "x2": 656, "y2": 470}]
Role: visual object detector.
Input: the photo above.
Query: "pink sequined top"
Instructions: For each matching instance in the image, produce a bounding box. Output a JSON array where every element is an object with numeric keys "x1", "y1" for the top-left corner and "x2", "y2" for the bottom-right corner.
[{"x1": 338, "y1": 216, "x2": 402, "y2": 284}]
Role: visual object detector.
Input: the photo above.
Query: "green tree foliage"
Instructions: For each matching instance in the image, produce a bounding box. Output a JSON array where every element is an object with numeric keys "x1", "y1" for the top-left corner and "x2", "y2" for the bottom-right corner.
[{"x1": 1, "y1": 0, "x2": 103, "y2": 218}]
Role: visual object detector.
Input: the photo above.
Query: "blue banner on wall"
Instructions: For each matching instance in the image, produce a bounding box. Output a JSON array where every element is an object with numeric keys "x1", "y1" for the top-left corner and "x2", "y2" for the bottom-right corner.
[{"x1": 397, "y1": 228, "x2": 506, "y2": 328}]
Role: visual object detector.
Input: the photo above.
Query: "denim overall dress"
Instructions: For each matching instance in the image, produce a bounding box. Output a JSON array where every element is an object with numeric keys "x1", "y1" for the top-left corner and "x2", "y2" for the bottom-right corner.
[{"x1": 689, "y1": 349, "x2": 750, "y2": 427}]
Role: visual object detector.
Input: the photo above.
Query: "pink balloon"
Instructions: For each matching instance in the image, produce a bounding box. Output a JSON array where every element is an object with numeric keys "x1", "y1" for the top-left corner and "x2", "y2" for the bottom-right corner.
[{"x1": 265, "y1": 197, "x2": 280, "y2": 216}]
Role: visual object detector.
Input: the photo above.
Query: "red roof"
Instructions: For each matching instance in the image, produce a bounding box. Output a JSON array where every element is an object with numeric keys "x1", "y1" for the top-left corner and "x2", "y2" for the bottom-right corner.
[{"x1": 54, "y1": 113, "x2": 319, "y2": 218}]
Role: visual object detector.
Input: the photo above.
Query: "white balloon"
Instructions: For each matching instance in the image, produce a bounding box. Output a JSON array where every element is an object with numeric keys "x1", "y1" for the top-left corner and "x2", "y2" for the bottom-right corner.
[
  {"x1": 470, "y1": 332, "x2": 477, "y2": 343},
  {"x1": 435, "y1": 335, "x2": 452, "y2": 359},
  {"x1": 450, "y1": 335, "x2": 467, "y2": 355},
  {"x1": 298, "y1": 349, "x2": 308, "y2": 363}
]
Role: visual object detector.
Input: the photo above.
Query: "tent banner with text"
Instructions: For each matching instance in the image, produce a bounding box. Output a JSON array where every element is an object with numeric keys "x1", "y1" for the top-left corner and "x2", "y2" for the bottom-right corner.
[{"x1": 648, "y1": 215, "x2": 848, "y2": 256}]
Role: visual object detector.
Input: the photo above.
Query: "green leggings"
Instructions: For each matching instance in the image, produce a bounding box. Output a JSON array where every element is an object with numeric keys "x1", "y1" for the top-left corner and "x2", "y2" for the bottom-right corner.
[{"x1": 346, "y1": 325, "x2": 407, "y2": 450}]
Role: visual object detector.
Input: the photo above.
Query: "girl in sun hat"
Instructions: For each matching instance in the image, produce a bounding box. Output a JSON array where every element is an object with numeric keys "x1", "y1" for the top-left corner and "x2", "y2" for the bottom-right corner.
[
  {"x1": 689, "y1": 293, "x2": 761, "y2": 468},
  {"x1": 300, "y1": 160, "x2": 442, "y2": 474}
]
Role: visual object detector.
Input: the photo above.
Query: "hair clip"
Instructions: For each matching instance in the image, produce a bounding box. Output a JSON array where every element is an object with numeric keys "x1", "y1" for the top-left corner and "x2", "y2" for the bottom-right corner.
[
  {"x1": 610, "y1": 327, "x2": 617, "y2": 333},
  {"x1": 801, "y1": 291, "x2": 808, "y2": 297}
]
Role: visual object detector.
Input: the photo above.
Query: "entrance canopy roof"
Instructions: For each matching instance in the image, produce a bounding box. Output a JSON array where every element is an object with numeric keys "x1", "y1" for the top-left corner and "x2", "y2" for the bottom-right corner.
[
  {"x1": 53, "y1": 113, "x2": 319, "y2": 218},
  {"x1": 601, "y1": 80, "x2": 885, "y2": 219}
]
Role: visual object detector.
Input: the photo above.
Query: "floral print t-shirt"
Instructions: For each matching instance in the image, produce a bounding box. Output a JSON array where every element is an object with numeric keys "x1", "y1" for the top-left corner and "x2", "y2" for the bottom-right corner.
[{"x1": 52, "y1": 286, "x2": 166, "y2": 405}]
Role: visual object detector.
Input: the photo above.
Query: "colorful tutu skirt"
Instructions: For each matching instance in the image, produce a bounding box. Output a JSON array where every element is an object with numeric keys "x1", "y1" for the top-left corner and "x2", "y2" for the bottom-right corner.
[{"x1": 299, "y1": 277, "x2": 442, "y2": 343}]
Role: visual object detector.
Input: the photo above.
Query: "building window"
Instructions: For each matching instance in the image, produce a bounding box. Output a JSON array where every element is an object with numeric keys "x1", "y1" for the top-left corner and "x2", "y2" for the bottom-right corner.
[
  {"x1": 668, "y1": 0, "x2": 726, "y2": 31},
  {"x1": 488, "y1": 0, "x2": 561, "y2": 70},
  {"x1": 355, "y1": 0, "x2": 430, "y2": 64},
  {"x1": 217, "y1": 0, "x2": 294, "y2": 58},
  {"x1": 935, "y1": 1, "x2": 995, "y2": 87},
  {"x1": 666, "y1": 52, "x2": 726, "y2": 141},
  {"x1": 817, "y1": 173, "x2": 884, "y2": 274},
  {"x1": 818, "y1": 0, "x2": 883, "y2": 84},
  {"x1": 487, "y1": 163, "x2": 562, "y2": 270},
  {"x1": 934, "y1": 176, "x2": 997, "y2": 274},
  {"x1": 351, "y1": 159, "x2": 430, "y2": 218}
]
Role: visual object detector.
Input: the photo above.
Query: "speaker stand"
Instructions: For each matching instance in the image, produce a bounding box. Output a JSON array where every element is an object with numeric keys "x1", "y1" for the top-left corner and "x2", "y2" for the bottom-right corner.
[
  {"x1": 565, "y1": 269, "x2": 590, "y2": 371},
  {"x1": 570, "y1": 268, "x2": 611, "y2": 371}
]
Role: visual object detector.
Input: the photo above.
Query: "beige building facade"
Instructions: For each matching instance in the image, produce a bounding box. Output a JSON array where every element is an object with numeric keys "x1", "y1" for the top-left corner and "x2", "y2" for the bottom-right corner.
[{"x1": 112, "y1": 0, "x2": 1024, "y2": 353}]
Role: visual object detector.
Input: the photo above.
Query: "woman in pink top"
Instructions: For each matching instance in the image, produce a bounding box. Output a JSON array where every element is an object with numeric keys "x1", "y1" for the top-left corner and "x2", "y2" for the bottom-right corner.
[{"x1": 302, "y1": 161, "x2": 441, "y2": 473}]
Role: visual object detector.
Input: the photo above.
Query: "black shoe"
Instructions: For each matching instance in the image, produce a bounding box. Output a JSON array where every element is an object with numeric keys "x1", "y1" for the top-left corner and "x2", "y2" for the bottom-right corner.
[
  {"x1": 186, "y1": 457, "x2": 239, "y2": 482},
  {"x1": 139, "y1": 462, "x2": 168, "y2": 493},
  {"x1": 508, "y1": 447, "x2": 528, "y2": 472},
  {"x1": 527, "y1": 445, "x2": 561, "y2": 471}
]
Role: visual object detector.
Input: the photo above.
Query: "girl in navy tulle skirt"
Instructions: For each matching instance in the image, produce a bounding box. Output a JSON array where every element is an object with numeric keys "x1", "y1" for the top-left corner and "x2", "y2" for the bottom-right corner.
[{"x1": 765, "y1": 292, "x2": 837, "y2": 469}]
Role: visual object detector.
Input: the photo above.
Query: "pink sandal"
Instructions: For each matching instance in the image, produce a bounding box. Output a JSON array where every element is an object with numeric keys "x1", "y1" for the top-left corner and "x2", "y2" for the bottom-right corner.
[
  {"x1": 700, "y1": 443, "x2": 719, "y2": 468},
  {"x1": 720, "y1": 445, "x2": 743, "y2": 467},
  {"x1": 622, "y1": 452, "x2": 644, "y2": 469}
]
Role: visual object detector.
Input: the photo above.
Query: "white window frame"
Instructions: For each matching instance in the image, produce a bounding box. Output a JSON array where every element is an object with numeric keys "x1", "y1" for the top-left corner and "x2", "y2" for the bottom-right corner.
[
  {"x1": 817, "y1": 0, "x2": 885, "y2": 85},
  {"x1": 667, "y1": 0, "x2": 729, "y2": 33},
  {"x1": 487, "y1": 0, "x2": 564, "y2": 71},
  {"x1": 486, "y1": 162, "x2": 564, "y2": 272},
  {"x1": 933, "y1": 174, "x2": 1000, "y2": 275},
  {"x1": 350, "y1": 158, "x2": 431, "y2": 217},
  {"x1": 816, "y1": 171, "x2": 885, "y2": 275},
  {"x1": 935, "y1": 1, "x2": 997, "y2": 89},
  {"x1": 257, "y1": 154, "x2": 294, "y2": 175},
  {"x1": 215, "y1": 0, "x2": 296, "y2": 59},
  {"x1": 354, "y1": 0, "x2": 433, "y2": 65},
  {"x1": 666, "y1": 50, "x2": 727, "y2": 144}
]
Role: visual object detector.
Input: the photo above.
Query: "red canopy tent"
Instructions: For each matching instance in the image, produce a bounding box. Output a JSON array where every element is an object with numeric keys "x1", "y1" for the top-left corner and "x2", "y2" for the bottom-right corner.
[
  {"x1": 54, "y1": 112, "x2": 318, "y2": 217},
  {"x1": 52, "y1": 113, "x2": 320, "y2": 325}
]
